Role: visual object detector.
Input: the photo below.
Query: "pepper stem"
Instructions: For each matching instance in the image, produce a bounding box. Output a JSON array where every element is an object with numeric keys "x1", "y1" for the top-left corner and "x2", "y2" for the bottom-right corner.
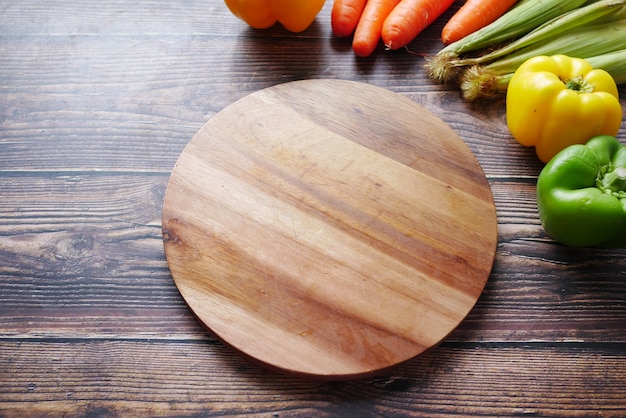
[
  {"x1": 564, "y1": 76, "x2": 594, "y2": 93},
  {"x1": 599, "y1": 166, "x2": 626, "y2": 196}
]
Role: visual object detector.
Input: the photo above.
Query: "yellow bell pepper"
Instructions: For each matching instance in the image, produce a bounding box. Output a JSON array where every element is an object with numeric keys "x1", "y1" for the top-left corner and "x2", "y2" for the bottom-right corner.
[
  {"x1": 224, "y1": 0, "x2": 326, "y2": 33},
  {"x1": 506, "y1": 55, "x2": 622, "y2": 163}
]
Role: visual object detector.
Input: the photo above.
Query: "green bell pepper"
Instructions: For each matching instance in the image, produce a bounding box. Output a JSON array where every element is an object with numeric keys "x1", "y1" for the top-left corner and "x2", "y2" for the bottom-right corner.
[{"x1": 537, "y1": 135, "x2": 626, "y2": 248}]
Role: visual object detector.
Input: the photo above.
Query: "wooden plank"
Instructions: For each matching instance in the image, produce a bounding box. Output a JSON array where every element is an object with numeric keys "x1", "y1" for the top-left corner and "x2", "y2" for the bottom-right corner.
[
  {"x1": 0, "y1": 0, "x2": 246, "y2": 36},
  {"x1": 0, "y1": 7, "x2": 588, "y2": 179},
  {"x1": 0, "y1": 340, "x2": 624, "y2": 417},
  {"x1": 1, "y1": 176, "x2": 625, "y2": 342},
  {"x1": 1, "y1": 0, "x2": 626, "y2": 413}
]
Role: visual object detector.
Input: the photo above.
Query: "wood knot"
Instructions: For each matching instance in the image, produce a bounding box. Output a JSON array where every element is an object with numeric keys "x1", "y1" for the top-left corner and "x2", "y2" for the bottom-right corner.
[
  {"x1": 56, "y1": 233, "x2": 94, "y2": 259},
  {"x1": 162, "y1": 228, "x2": 183, "y2": 246}
]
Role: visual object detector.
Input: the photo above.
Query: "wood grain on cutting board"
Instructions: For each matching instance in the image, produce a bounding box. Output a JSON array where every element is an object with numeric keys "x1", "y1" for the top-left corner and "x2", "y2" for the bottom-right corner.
[{"x1": 162, "y1": 79, "x2": 498, "y2": 380}]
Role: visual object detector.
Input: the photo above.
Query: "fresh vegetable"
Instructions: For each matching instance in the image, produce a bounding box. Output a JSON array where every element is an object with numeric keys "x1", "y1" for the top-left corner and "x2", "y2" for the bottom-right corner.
[
  {"x1": 332, "y1": 0, "x2": 367, "y2": 37},
  {"x1": 588, "y1": 49, "x2": 626, "y2": 85},
  {"x1": 435, "y1": 0, "x2": 626, "y2": 90},
  {"x1": 506, "y1": 55, "x2": 622, "y2": 163},
  {"x1": 460, "y1": 48, "x2": 626, "y2": 101},
  {"x1": 382, "y1": 0, "x2": 455, "y2": 50},
  {"x1": 462, "y1": 19, "x2": 626, "y2": 100},
  {"x1": 454, "y1": 0, "x2": 626, "y2": 67},
  {"x1": 441, "y1": 0, "x2": 519, "y2": 45},
  {"x1": 352, "y1": 0, "x2": 401, "y2": 57},
  {"x1": 537, "y1": 135, "x2": 626, "y2": 248},
  {"x1": 425, "y1": 0, "x2": 589, "y2": 83},
  {"x1": 334, "y1": 0, "x2": 454, "y2": 56},
  {"x1": 224, "y1": 0, "x2": 276, "y2": 29},
  {"x1": 224, "y1": 0, "x2": 326, "y2": 33}
]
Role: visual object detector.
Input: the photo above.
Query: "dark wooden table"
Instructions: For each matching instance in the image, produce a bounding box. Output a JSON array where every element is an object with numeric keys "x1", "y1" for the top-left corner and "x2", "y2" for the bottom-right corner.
[{"x1": 1, "y1": 1, "x2": 625, "y2": 416}]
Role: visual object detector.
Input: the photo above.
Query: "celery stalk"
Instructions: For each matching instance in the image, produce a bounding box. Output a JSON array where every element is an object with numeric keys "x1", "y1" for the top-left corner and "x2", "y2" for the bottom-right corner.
[
  {"x1": 588, "y1": 49, "x2": 626, "y2": 84},
  {"x1": 426, "y1": 0, "x2": 590, "y2": 82},
  {"x1": 451, "y1": 0, "x2": 626, "y2": 69},
  {"x1": 460, "y1": 50, "x2": 626, "y2": 100},
  {"x1": 486, "y1": 20, "x2": 626, "y2": 74},
  {"x1": 460, "y1": 28, "x2": 626, "y2": 101},
  {"x1": 439, "y1": 0, "x2": 590, "y2": 56}
]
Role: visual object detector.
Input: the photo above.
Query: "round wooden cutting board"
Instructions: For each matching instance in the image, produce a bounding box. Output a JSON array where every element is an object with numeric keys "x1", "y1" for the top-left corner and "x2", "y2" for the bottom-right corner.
[{"x1": 162, "y1": 79, "x2": 498, "y2": 380}]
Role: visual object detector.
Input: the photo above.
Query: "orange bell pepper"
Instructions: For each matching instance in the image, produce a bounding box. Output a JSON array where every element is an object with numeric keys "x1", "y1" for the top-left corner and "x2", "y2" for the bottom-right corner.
[{"x1": 224, "y1": 0, "x2": 326, "y2": 33}]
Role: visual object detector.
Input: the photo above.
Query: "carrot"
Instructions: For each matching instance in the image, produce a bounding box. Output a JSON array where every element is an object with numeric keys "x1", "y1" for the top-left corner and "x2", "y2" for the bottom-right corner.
[
  {"x1": 332, "y1": 0, "x2": 368, "y2": 38},
  {"x1": 352, "y1": 0, "x2": 401, "y2": 57},
  {"x1": 382, "y1": 0, "x2": 455, "y2": 50},
  {"x1": 442, "y1": 0, "x2": 519, "y2": 45}
]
